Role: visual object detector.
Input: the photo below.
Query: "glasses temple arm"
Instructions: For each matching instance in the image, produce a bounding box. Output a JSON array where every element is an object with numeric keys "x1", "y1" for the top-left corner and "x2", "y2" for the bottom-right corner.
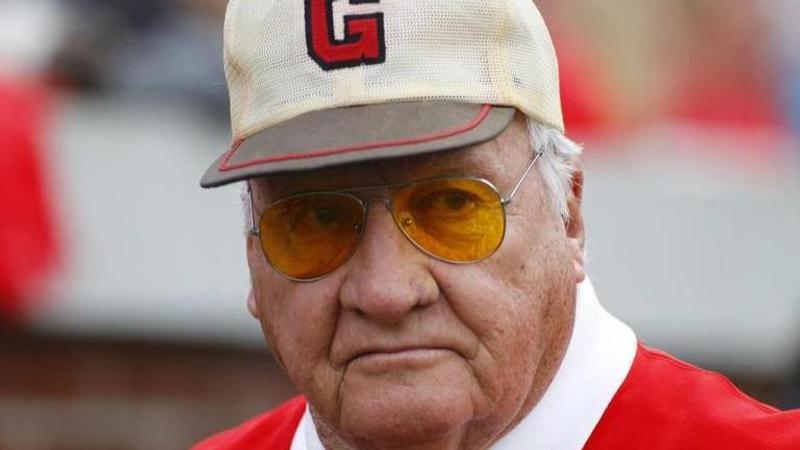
[
  {"x1": 503, "y1": 151, "x2": 543, "y2": 205},
  {"x1": 247, "y1": 182, "x2": 261, "y2": 236}
]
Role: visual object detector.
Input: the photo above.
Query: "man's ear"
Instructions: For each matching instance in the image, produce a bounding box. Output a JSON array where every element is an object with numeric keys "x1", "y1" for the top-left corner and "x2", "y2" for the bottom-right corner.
[
  {"x1": 247, "y1": 288, "x2": 260, "y2": 318},
  {"x1": 566, "y1": 166, "x2": 586, "y2": 283}
]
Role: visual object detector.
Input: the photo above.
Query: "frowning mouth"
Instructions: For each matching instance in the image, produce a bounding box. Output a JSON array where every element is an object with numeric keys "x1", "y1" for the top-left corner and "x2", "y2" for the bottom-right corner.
[{"x1": 349, "y1": 347, "x2": 457, "y2": 368}]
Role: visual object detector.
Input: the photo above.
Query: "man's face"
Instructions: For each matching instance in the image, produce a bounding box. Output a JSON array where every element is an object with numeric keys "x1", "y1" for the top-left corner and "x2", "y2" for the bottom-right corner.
[{"x1": 246, "y1": 116, "x2": 585, "y2": 449}]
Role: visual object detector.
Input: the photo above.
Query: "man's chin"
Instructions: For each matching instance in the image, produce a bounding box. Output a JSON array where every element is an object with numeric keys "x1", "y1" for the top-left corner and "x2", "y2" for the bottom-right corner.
[{"x1": 337, "y1": 354, "x2": 480, "y2": 446}]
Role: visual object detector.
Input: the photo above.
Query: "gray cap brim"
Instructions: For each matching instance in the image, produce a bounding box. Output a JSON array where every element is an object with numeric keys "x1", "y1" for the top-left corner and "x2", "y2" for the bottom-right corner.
[{"x1": 200, "y1": 101, "x2": 515, "y2": 188}]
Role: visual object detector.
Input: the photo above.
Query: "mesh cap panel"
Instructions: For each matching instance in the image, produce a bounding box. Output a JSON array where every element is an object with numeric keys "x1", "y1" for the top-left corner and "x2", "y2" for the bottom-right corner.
[{"x1": 224, "y1": 0, "x2": 563, "y2": 141}]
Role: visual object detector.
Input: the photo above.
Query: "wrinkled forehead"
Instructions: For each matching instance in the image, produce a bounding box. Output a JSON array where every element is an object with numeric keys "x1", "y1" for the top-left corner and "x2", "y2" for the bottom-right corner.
[{"x1": 250, "y1": 114, "x2": 531, "y2": 199}]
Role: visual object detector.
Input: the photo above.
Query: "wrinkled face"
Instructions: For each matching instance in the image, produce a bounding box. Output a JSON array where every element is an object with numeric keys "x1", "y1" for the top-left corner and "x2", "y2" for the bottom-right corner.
[{"x1": 246, "y1": 116, "x2": 585, "y2": 449}]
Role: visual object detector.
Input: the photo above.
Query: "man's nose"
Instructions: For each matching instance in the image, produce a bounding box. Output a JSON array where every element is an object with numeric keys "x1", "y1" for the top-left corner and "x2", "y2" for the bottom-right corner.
[{"x1": 339, "y1": 200, "x2": 439, "y2": 325}]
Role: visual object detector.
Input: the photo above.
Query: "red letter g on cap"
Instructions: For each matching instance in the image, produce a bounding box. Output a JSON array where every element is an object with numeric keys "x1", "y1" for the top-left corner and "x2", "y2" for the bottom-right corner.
[{"x1": 305, "y1": 0, "x2": 386, "y2": 71}]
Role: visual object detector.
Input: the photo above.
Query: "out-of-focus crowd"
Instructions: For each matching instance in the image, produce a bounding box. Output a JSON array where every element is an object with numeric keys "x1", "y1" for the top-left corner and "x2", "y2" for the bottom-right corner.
[
  {"x1": 543, "y1": 0, "x2": 800, "y2": 135},
  {"x1": 2, "y1": 0, "x2": 800, "y2": 133},
  {"x1": 0, "y1": 0, "x2": 228, "y2": 114}
]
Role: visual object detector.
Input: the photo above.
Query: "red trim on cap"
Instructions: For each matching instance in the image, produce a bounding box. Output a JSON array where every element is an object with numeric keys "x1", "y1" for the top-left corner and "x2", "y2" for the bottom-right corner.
[{"x1": 218, "y1": 104, "x2": 493, "y2": 172}]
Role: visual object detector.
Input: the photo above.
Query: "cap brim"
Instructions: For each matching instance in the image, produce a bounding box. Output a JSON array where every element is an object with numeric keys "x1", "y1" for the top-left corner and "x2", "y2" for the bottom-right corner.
[{"x1": 200, "y1": 101, "x2": 515, "y2": 188}]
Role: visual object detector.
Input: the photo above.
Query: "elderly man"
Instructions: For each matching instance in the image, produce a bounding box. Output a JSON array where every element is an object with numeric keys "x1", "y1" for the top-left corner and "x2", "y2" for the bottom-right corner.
[{"x1": 194, "y1": 1, "x2": 800, "y2": 449}]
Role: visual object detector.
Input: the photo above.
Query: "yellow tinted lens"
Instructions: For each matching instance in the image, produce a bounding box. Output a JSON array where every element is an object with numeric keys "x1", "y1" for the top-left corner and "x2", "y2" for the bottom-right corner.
[
  {"x1": 393, "y1": 178, "x2": 505, "y2": 262},
  {"x1": 260, "y1": 193, "x2": 364, "y2": 279}
]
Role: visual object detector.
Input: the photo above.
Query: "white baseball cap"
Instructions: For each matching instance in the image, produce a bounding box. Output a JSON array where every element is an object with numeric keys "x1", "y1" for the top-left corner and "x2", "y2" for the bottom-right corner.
[{"x1": 201, "y1": 0, "x2": 562, "y2": 188}]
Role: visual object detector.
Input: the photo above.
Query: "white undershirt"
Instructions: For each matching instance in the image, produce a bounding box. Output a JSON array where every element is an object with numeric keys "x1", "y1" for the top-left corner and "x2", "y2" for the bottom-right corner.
[{"x1": 291, "y1": 279, "x2": 637, "y2": 450}]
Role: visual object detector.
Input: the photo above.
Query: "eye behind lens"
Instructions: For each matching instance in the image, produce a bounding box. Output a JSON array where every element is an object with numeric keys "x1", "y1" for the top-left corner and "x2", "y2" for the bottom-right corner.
[
  {"x1": 392, "y1": 178, "x2": 506, "y2": 263},
  {"x1": 260, "y1": 193, "x2": 365, "y2": 280}
]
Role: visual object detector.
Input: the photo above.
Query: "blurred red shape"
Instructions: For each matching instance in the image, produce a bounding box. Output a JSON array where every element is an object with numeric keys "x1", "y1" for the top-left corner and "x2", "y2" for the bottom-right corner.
[
  {"x1": 0, "y1": 73, "x2": 60, "y2": 322},
  {"x1": 553, "y1": 33, "x2": 615, "y2": 138}
]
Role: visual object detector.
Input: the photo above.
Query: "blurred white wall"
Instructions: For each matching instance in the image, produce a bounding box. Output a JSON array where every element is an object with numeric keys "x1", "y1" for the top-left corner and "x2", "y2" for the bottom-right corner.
[
  {"x1": 35, "y1": 96, "x2": 258, "y2": 346},
  {"x1": 584, "y1": 127, "x2": 800, "y2": 376}
]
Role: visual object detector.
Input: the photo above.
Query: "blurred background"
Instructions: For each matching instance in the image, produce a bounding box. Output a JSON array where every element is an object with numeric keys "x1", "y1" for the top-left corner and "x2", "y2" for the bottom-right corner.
[{"x1": 0, "y1": 0, "x2": 798, "y2": 448}]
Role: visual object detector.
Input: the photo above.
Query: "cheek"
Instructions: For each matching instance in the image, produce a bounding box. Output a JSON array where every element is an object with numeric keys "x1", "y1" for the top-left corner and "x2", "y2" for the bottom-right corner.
[
  {"x1": 430, "y1": 206, "x2": 575, "y2": 400},
  {"x1": 253, "y1": 271, "x2": 343, "y2": 394},
  {"x1": 249, "y1": 235, "x2": 351, "y2": 423},
  {"x1": 432, "y1": 263, "x2": 549, "y2": 424}
]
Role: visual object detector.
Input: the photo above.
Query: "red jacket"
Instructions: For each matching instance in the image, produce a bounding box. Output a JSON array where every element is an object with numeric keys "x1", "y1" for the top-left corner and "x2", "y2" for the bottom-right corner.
[{"x1": 194, "y1": 344, "x2": 800, "y2": 449}]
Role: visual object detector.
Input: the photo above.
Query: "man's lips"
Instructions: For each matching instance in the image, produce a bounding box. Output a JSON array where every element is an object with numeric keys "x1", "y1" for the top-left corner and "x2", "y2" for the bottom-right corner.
[
  {"x1": 330, "y1": 318, "x2": 480, "y2": 369},
  {"x1": 333, "y1": 342, "x2": 468, "y2": 369},
  {"x1": 351, "y1": 346, "x2": 454, "y2": 361},
  {"x1": 348, "y1": 347, "x2": 458, "y2": 368}
]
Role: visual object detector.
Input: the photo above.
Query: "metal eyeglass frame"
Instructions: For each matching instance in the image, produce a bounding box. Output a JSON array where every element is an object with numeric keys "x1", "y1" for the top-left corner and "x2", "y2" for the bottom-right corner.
[{"x1": 247, "y1": 151, "x2": 543, "y2": 282}]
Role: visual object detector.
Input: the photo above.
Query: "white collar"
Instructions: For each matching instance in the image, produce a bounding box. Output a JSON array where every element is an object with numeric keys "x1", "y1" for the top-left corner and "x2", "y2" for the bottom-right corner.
[{"x1": 291, "y1": 279, "x2": 637, "y2": 450}]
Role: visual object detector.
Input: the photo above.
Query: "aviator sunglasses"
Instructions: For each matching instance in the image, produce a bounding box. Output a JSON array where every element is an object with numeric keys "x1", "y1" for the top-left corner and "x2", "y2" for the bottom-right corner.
[{"x1": 248, "y1": 152, "x2": 543, "y2": 281}]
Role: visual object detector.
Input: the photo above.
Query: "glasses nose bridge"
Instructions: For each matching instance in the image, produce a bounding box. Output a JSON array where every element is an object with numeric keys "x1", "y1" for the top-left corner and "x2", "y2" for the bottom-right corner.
[
  {"x1": 362, "y1": 194, "x2": 393, "y2": 212},
  {"x1": 361, "y1": 194, "x2": 410, "y2": 240}
]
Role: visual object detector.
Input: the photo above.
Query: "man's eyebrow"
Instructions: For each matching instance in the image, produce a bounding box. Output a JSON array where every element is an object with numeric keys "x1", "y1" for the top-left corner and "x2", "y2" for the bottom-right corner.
[
  {"x1": 426, "y1": 153, "x2": 501, "y2": 181},
  {"x1": 258, "y1": 181, "x2": 308, "y2": 201},
  {"x1": 253, "y1": 169, "x2": 353, "y2": 201},
  {"x1": 250, "y1": 178, "x2": 292, "y2": 203},
  {"x1": 385, "y1": 146, "x2": 495, "y2": 176}
]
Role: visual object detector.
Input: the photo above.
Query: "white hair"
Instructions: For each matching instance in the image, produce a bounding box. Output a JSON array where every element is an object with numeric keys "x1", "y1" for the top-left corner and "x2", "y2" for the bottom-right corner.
[
  {"x1": 241, "y1": 116, "x2": 583, "y2": 229},
  {"x1": 526, "y1": 118, "x2": 583, "y2": 221}
]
